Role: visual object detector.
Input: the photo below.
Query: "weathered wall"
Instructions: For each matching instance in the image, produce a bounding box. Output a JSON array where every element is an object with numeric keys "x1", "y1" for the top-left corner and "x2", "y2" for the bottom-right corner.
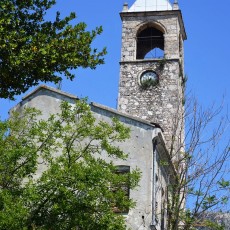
[
  {"x1": 91, "y1": 104, "x2": 173, "y2": 230},
  {"x1": 92, "y1": 104, "x2": 156, "y2": 229},
  {"x1": 11, "y1": 87, "x2": 77, "y2": 119},
  {"x1": 11, "y1": 86, "x2": 174, "y2": 230},
  {"x1": 10, "y1": 87, "x2": 77, "y2": 179}
]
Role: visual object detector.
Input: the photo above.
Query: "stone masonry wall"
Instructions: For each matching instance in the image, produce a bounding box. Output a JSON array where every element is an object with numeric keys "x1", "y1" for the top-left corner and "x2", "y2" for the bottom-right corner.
[
  {"x1": 118, "y1": 60, "x2": 184, "y2": 152},
  {"x1": 118, "y1": 11, "x2": 185, "y2": 153}
]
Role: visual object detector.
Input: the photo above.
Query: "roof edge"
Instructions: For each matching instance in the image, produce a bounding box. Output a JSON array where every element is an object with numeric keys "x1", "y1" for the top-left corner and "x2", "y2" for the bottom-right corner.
[
  {"x1": 22, "y1": 85, "x2": 78, "y2": 101},
  {"x1": 91, "y1": 102, "x2": 164, "y2": 131}
]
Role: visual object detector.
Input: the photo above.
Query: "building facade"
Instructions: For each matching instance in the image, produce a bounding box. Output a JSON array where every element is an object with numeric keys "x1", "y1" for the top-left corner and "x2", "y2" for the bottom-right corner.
[
  {"x1": 12, "y1": 84, "x2": 176, "y2": 230},
  {"x1": 11, "y1": 0, "x2": 187, "y2": 229}
]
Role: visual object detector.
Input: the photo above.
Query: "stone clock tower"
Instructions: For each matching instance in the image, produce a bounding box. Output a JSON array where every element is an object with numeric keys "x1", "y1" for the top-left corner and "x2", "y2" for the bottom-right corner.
[{"x1": 117, "y1": 0, "x2": 187, "y2": 152}]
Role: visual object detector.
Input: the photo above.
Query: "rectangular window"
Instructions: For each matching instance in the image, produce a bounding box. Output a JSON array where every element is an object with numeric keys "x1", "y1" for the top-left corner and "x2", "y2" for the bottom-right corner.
[{"x1": 112, "y1": 165, "x2": 130, "y2": 214}]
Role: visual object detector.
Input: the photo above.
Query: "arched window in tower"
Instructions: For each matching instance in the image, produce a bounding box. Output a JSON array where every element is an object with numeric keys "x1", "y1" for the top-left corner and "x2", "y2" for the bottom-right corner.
[{"x1": 136, "y1": 26, "x2": 164, "y2": 59}]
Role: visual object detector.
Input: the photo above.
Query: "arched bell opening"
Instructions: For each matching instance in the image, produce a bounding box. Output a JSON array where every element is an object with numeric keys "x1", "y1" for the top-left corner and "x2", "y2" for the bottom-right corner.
[{"x1": 136, "y1": 26, "x2": 164, "y2": 59}]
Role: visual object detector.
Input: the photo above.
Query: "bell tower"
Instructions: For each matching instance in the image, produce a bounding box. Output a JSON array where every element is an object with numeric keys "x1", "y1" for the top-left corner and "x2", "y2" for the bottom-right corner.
[{"x1": 117, "y1": 0, "x2": 187, "y2": 152}]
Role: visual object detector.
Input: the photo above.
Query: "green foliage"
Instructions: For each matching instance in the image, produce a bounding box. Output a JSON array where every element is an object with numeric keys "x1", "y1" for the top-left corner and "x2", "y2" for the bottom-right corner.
[
  {"x1": 140, "y1": 78, "x2": 158, "y2": 89},
  {"x1": 202, "y1": 196, "x2": 218, "y2": 210},
  {"x1": 0, "y1": 100, "x2": 140, "y2": 229},
  {"x1": 0, "y1": 0, "x2": 106, "y2": 99},
  {"x1": 158, "y1": 57, "x2": 167, "y2": 69},
  {"x1": 181, "y1": 74, "x2": 188, "y2": 87},
  {"x1": 160, "y1": 160, "x2": 169, "y2": 166},
  {"x1": 201, "y1": 220, "x2": 225, "y2": 230},
  {"x1": 218, "y1": 178, "x2": 230, "y2": 189}
]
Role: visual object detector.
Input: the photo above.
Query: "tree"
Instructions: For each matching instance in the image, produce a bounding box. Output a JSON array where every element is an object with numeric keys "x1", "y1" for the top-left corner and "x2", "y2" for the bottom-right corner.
[
  {"x1": 0, "y1": 0, "x2": 106, "y2": 100},
  {"x1": 0, "y1": 100, "x2": 140, "y2": 229},
  {"x1": 165, "y1": 97, "x2": 230, "y2": 230}
]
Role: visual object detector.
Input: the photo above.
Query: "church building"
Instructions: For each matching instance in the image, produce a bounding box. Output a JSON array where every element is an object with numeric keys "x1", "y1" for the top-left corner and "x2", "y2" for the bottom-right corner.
[{"x1": 11, "y1": 0, "x2": 187, "y2": 229}]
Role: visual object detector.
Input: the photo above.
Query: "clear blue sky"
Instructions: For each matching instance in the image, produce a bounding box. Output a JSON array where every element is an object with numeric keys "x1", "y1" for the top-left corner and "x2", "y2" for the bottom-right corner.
[{"x1": 0, "y1": 0, "x2": 230, "y2": 120}]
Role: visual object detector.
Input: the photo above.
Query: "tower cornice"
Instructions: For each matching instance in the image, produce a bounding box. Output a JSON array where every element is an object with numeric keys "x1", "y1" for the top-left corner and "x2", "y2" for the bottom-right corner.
[
  {"x1": 120, "y1": 10, "x2": 187, "y2": 40},
  {"x1": 119, "y1": 58, "x2": 180, "y2": 65}
]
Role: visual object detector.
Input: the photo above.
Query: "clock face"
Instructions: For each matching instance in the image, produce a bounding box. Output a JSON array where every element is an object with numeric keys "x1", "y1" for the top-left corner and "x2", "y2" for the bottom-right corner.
[{"x1": 140, "y1": 71, "x2": 158, "y2": 86}]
